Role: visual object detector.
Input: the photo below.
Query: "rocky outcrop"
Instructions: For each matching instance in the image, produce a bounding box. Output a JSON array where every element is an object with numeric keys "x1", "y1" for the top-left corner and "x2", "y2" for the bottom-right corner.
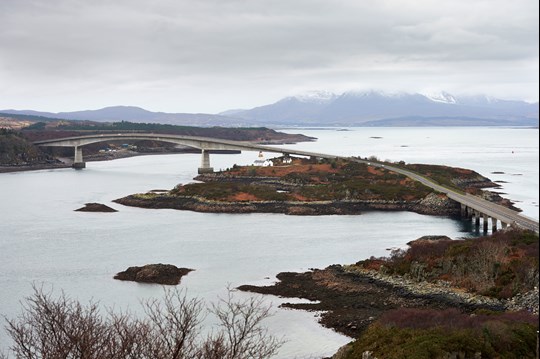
[
  {"x1": 413, "y1": 193, "x2": 461, "y2": 216},
  {"x1": 505, "y1": 288, "x2": 539, "y2": 315},
  {"x1": 407, "y1": 235, "x2": 452, "y2": 245},
  {"x1": 451, "y1": 176, "x2": 498, "y2": 189},
  {"x1": 75, "y1": 203, "x2": 118, "y2": 212},
  {"x1": 480, "y1": 190, "x2": 522, "y2": 212},
  {"x1": 0, "y1": 129, "x2": 58, "y2": 166},
  {"x1": 344, "y1": 266, "x2": 506, "y2": 311},
  {"x1": 114, "y1": 264, "x2": 193, "y2": 285}
]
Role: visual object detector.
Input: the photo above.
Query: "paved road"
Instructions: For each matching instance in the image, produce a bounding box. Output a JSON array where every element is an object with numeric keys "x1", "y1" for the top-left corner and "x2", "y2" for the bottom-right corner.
[{"x1": 347, "y1": 157, "x2": 539, "y2": 233}]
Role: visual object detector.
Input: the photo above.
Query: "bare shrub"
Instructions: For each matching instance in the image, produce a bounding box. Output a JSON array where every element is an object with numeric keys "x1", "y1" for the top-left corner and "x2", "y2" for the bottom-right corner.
[
  {"x1": 468, "y1": 240, "x2": 509, "y2": 291},
  {"x1": 4, "y1": 285, "x2": 283, "y2": 359},
  {"x1": 206, "y1": 290, "x2": 283, "y2": 359},
  {"x1": 407, "y1": 239, "x2": 453, "y2": 260}
]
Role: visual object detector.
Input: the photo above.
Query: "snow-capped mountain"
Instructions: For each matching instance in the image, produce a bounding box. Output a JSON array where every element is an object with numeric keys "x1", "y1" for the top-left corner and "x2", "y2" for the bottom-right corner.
[
  {"x1": 227, "y1": 90, "x2": 538, "y2": 126},
  {"x1": 292, "y1": 90, "x2": 338, "y2": 104},
  {"x1": 424, "y1": 91, "x2": 457, "y2": 104}
]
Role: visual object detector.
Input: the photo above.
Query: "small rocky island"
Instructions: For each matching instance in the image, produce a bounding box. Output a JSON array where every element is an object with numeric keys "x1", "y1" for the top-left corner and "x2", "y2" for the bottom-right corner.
[
  {"x1": 114, "y1": 264, "x2": 193, "y2": 285},
  {"x1": 75, "y1": 203, "x2": 118, "y2": 212},
  {"x1": 114, "y1": 156, "x2": 511, "y2": 217}
]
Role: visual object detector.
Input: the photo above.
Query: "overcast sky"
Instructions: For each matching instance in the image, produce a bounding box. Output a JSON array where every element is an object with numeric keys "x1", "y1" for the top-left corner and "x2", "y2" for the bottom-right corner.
[{"x1": 0, "y1": 0, "x2": 538, "y2": 113}]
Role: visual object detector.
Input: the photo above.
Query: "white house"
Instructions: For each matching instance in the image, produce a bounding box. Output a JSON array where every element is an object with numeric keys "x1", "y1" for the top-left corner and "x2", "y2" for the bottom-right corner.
[
  {"x1": 253, "y1": 151, "x2": 273, "y2": 167},
  {"x1": 282, "y1": 156, "x2": 292, "y2": 164}
]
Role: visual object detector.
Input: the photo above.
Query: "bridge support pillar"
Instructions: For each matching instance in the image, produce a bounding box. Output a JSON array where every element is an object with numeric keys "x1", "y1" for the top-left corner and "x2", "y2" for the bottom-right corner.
[
  {"x1": 198, "y1": 149, "x2": 213, "y2": 174},
  {"x1": 501, "y1": 222, "x2": 508, "y2": 229},
  {"x1": 474, "y1": 211, "x2": 480, "y2": 227},
  {"x1": 72, "y1": 146, "x2": 85, "y2": 169},
  {"x1": 483, "y1": 213, "x2": 489, "y2": 232},
  {"x1": 460, "y1": 204, "x2": 467, "y2": 218},
  {"x1": 492, "y1": 218, "x2": 498, "y2": 233},
  {"x1": 466, "y1": 206, "x2": 473, "y2": 219}
]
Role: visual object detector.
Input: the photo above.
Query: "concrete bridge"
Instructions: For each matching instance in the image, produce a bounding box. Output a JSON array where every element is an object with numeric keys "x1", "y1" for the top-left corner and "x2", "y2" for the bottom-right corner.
[
  {"x1": 34, "y1": 133, "x2": 539, "y2": 233},
  {"x1": 33, "y1": 133, "x2": 337, "y2": 172}
]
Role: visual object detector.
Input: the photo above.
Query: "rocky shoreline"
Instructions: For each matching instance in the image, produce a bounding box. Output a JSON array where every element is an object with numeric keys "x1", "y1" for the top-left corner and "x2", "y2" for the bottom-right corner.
[
  {"x1": 344, "y1": 265, "x2": 538, "y2": 315},
  {"x1": 239, "y1": 263, "x2": 538, "y2": 340},
  {"x1": 113, "y1": 192, "x2": 461, "y2": 217},
  {"x1": 0, "y1": 162, "x2": 71, "y2": 173}
]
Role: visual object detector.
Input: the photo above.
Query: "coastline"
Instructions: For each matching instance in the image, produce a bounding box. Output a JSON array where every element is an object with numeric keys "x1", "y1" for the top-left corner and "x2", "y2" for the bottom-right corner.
[
  {"x1": 0, "y1": 162, "x2": 71, "y2": 173},
  {"x1": 238, "y1": 230, "x2": 538, "y2": 357},
  {"x1": 238, "y1": 264, "x2": 510, "y2": 338},
  {"x1": 113, "y1": 192, "x2": 461, "y2": 217}
]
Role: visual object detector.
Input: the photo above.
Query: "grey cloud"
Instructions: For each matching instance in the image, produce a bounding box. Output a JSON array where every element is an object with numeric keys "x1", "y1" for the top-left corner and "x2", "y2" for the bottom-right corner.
[{"x1": 0, "y1": 0, "x2": 537, "y2": 112}]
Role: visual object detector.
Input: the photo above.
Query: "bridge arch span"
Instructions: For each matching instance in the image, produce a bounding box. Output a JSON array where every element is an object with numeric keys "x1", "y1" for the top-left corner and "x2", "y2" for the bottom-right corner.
[{"x1": 33, "y1": 133, "x2": 330, "y2": 172}]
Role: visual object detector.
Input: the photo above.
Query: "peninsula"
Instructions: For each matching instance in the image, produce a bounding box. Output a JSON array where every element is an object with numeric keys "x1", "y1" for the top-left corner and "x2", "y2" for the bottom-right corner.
[{"x1": 240, "y1": 228, "x2": 539, "y2": 359}]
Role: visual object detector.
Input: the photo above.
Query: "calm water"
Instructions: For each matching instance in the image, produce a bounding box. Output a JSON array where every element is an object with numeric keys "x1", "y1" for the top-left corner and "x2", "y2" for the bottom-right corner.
[{"x1": 0, "y1": 127, "x2": 538, "y2": 358}]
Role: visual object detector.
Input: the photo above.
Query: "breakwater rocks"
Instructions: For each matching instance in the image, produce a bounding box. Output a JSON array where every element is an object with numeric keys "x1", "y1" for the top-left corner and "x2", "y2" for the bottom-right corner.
[{"x1": 114, "y1": 192, "x2": 460, "y2": 217}]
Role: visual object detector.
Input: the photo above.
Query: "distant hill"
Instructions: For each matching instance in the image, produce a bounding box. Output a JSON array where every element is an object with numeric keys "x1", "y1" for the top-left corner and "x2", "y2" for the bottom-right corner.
[
  {"x1": 2, "y1": 91, "x2": 538, "y2": 127},
  {"x1": 0, "y1": 106, "x2": 245, "y2": 127},
  {"x1": 223, "y1": 91, "x2": 539, "y2": 126}
]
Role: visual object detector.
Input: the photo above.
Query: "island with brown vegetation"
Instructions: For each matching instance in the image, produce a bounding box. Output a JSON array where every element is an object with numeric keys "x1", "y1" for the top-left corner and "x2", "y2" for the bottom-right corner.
[{"x1": 114, "y1": 155, "x2": 513, "y2": 217}]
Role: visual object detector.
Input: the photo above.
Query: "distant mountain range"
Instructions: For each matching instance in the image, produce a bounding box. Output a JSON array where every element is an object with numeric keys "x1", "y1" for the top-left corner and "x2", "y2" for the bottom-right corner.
[
  {"x1": 2, "y1": 91, "x2": 538, "y2": 127},
  {"x1": 0, "y1": 106, "x2": 244, "y2": 127},
  {"x1": 223, "y1": 91, "x2": 538, "y2": 126}
]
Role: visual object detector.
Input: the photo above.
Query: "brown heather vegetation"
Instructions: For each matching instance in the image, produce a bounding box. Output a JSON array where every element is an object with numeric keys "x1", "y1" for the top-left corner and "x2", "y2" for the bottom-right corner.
[
  {"x1": 399, "y1": 163, "x2": 498, "y2": 192},
  {"x1": 171, "y1": 157, "x2": 433, "y2": 202},
  {"x1": 355, "y1": 229, "x2": 539, "y2": 299},
  {"x1": 344, "y1": 308, "x2": 538, "y2": 359},
  {"x1": 339, "y1": 229, "x2": 539, "y2": 359},
  {"x1": 169, "y1": 157, "x2": 504, "y2": 207}
]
